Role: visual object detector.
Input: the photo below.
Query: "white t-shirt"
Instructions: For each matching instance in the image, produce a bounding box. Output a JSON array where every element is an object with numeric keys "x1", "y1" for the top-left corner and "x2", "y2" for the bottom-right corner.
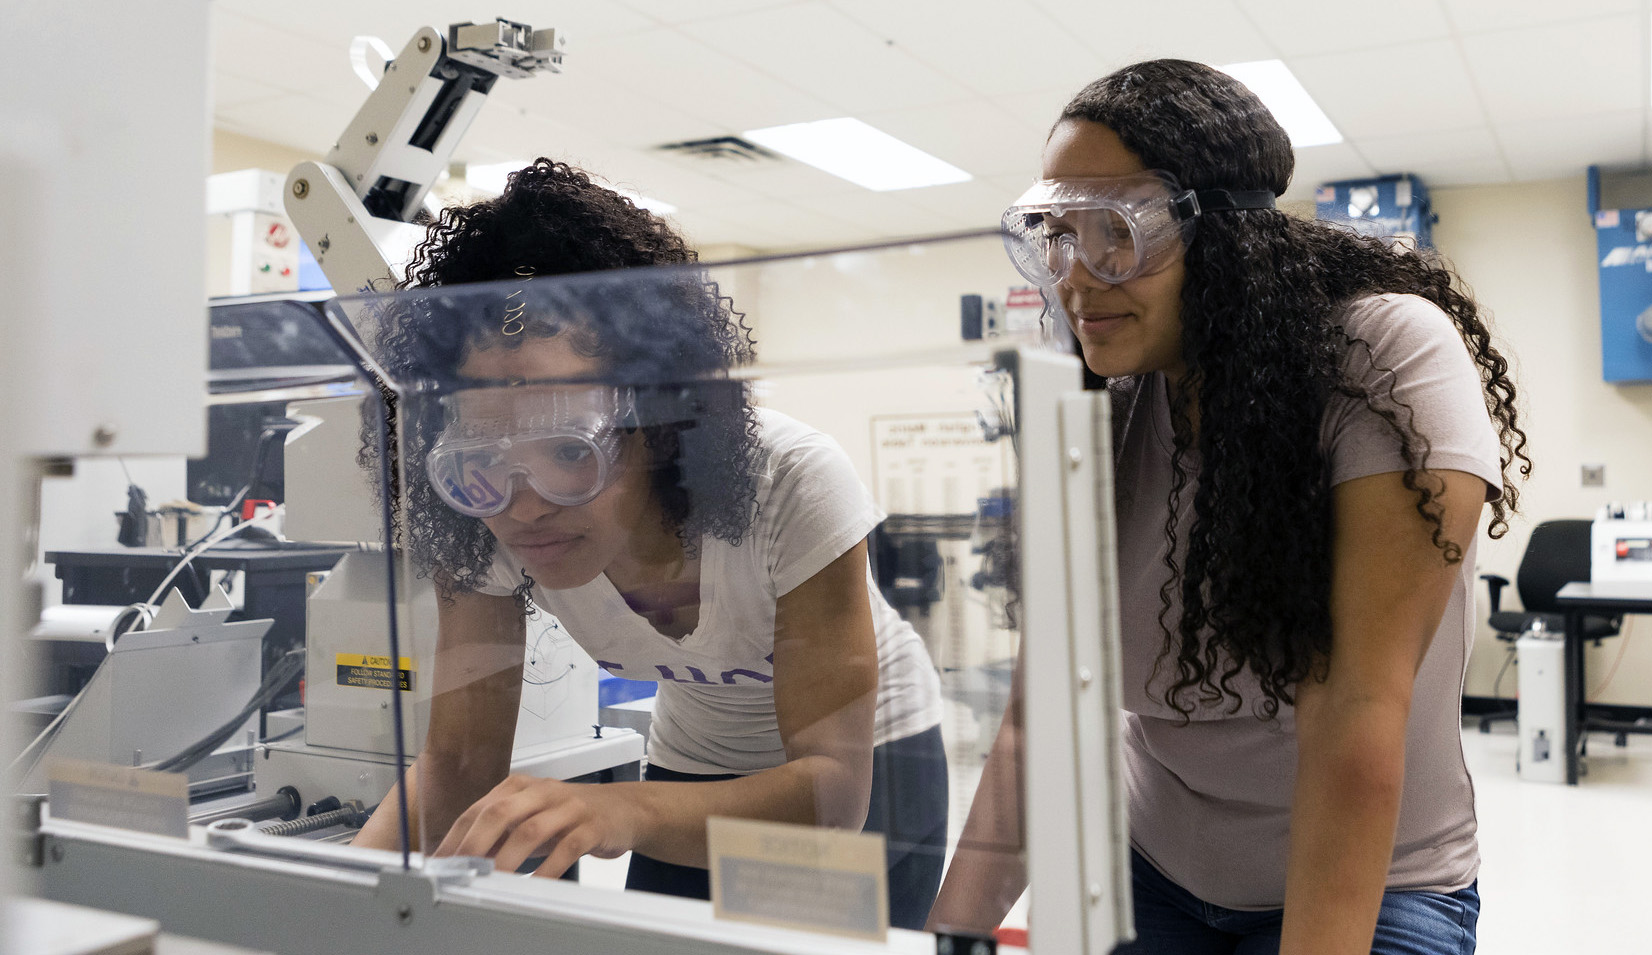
[{"x1": 480, "y1": 408, "x2": 943, "y2": 775}]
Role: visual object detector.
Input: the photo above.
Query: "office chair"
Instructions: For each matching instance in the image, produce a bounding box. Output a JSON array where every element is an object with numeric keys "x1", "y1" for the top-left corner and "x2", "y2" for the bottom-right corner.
[{"x1": 1477, "y1": 519, "x2": 1622, "y2": 732}]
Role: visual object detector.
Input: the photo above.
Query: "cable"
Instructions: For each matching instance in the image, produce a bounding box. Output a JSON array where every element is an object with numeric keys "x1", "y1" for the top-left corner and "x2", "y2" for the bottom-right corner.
[
  {"x1": 1491, "y1": 643, "x2": 1517, "y2": 702},
  {"x1": 1589, "y1": 617, "x2": 1635, "y2": 700},
  {"x1": 182, "y1": 424, "x2": 287, "y2": 552},
  {"x1": 141, "y1": 507, "x2": 284, "y2": 614},
  {"x1": 142, "y1": 649, "x2": 305, "y2": 774}
]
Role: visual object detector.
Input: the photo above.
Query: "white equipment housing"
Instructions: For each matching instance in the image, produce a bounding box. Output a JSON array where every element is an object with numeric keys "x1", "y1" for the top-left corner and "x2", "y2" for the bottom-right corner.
[
  {"x1": 1516, "y1": 632, "x2": 1567, "y2": 784},
  {"x1": 1591, "y1": 515, "x2": 1652, "y2": 584}
]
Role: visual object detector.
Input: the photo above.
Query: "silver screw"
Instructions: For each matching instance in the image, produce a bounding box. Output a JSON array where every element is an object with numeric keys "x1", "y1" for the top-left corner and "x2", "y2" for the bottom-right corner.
[
  {"x1": 1079, "y1": 666, "x2": 1093, "y2": 687},
  {"x1": 291, "y1": 178, "x2": 309, "y2": 199},
  {"x1": 418, "y1": 36, "x2": 431, "y2": 52},
  {"x1": 92, "y1": 425, "x2": 117, "y2": 448},
  {"x1": 1089, "y1": 881, "x2": 1103, "y2": 903},
  {"x1": 1067, "y1": 446, "x2": 1083, "y2": 469},
  {"x1": 366, "y1": 132, "x2": 379, "y2": 145}
]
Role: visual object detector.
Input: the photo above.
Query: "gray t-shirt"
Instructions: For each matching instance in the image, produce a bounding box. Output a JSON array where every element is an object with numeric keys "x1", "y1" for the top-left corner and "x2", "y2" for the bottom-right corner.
[{"x1": 1113, "y1": 293, "x2": 1504, "y2": 910}]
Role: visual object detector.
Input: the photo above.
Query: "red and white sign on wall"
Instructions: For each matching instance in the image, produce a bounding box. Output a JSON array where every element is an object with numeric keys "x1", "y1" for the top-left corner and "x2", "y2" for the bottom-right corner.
[{"x1": 1004, "y1": 285, "x2": 1046, "y2": 335}]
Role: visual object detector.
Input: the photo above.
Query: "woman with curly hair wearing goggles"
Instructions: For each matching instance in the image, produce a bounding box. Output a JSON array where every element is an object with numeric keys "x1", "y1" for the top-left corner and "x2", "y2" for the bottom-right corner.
[
  {"x1": 349, "y1": 159, "x2": 948, "y2": 930},
  {"x1": 931, "y1": 59, "x2": 1528, "y2": 955}
]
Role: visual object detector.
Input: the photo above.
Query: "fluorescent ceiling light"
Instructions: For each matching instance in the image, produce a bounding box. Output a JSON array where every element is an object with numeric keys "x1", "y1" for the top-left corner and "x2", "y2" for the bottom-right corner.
[
  {"x1": 1216, "y1": 60, "x2": 1342, "y2": 148},
  {"x1": 743, "y1": 118, "x2": 971, "y2": 191}
]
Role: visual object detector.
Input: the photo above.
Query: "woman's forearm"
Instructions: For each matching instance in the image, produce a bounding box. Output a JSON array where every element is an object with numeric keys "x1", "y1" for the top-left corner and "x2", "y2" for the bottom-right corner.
[
  {"x1": 615, "y1": 751, "x2": 871, "y2": 868},
  {"x1": 1281, "y1": 695, "x2": 1409, "y2": 955},
  {"x1": 419, "y1": 592, "x2": 527, "y2": 849},
  {"x1": 925, "y1": 703, "x2": 1027, "y2": 934}
]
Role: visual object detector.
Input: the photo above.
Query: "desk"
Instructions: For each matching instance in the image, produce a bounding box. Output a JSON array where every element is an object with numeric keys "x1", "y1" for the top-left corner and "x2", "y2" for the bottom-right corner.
[{"x1": 1554, "y1": 581, "x2": 1652, "y2": 783}]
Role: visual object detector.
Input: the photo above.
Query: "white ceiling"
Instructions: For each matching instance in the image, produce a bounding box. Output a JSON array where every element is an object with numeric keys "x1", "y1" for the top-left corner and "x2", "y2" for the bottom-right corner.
[{"x1": 210, "y1": 0, "x2": 1652, "y2": 250}]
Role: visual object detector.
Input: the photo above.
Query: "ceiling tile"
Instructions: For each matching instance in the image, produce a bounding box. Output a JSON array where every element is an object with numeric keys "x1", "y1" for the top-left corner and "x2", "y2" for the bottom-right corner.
[
  {"x1": 680, "y1": 2, "x2": 974, "y2": 113},
  {"x1": 490, "y1": 68, "x2": 727, "y2": 151},
  {"x1": 1497, "y1": 109, "x2": 1646, "y2": 180},
  {"x1": 608, "y1": 156, "x2": 778, "y2": 213},
  {"x1": 1236, "y1": 0, "x2": 1453, "y2": 56},
  {"x1": 790, "y1": 189, "x2": 944, "y2": 239},
  {"x1": 1289, "y1": 40, "x2": 1483, "y2": 138},
  {"x1": 896, "y1": 178, "x2": 1028, "y2": 231},
  {"x1": 212, "y1": 73, "x2": 290, "y2": 111},
  {"x1": 216, "y1": 94, "x2": 360, "y2": 155},
  {"x1": 710, "y1": 199, "x2": 884, "y2": 249},
  {"x1": 213, "y1": 9, "x2": 359, "y2": 98},
  {"x1": 1460, "y1": 13, "x2": 1646, "y2": 125},
  {"x1": 1353, "y1": 126, "x2": 1510, "y2": 184},
  {"x1": 1353, "y1": 130, "x2": 1512, "y2": 188},
  {"x1": 215, "y1": 1, "x2": 658, "y2": 48},
  {"x1": 1442, "y1": 0, "x2": 1642, "y2": 35},
  {"x1": 672, "y1": 206, "x2": 793, "y2": 249},
  {"x1": 992, "y1": 87, "x2": 1083, "y2": 133},
  {"x1": 621, "y1": 0, "x2": 802, "y2": 24},
  {"x1": 830, "y1": 0, "x2": 1106, "y2": 97},
  {"x1": 590, "y1": 28, "x2": 842, "y2": 132},
  {"x1": 859, "y1": 100, "x2": 1044, "y2": 179},
  {"x1": 1282, "y1": 142, "x2": 1378, "y2": 199},
  {"x1": 1040, "y1": 0, "x2": 1276, "y2": 68}
]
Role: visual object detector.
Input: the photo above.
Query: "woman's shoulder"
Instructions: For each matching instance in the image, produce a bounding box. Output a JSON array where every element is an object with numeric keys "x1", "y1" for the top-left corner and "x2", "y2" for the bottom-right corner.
[{"x1": 1334, "y1": 292, "x2": 1459, "y2": 347}]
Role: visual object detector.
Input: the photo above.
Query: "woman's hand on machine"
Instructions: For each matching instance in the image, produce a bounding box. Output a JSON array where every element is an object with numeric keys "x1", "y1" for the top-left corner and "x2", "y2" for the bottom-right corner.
[{"x1": 434, "y1": 774, "x2": 643, "y2": 877}]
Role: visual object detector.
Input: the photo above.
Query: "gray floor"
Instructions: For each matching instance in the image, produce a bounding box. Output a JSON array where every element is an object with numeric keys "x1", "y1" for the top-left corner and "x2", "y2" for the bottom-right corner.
[{"x1": 1466, "y1": 720, "x2": 1652, "y2": 953}]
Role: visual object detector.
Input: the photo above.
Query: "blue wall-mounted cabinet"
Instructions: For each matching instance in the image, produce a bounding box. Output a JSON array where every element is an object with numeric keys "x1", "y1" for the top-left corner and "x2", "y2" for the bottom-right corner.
[
  {"x1": 1315, "y1": 174, "x2": 1434, "y2": 250},
  {"x1": 1588, "y1": 166, "x2": 1652, "y2": 384}
]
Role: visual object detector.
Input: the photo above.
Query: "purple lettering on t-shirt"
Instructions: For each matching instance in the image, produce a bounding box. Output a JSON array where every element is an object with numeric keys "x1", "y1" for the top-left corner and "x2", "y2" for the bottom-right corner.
[
  {"x1": 719, "y1": 668, "x2": 773, "y2": 685},
  {"x1": 655, "y1": 664, "x2": 717, "y2": 685},
  {"x1": 596, "y1": 660, "x2": 624, "y2": 673}
]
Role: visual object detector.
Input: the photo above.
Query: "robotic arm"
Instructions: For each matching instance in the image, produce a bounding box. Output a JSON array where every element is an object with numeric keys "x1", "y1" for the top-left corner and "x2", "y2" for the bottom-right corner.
[{"x1": 284, "y1": 19, "x2": 563, "y2": 295}]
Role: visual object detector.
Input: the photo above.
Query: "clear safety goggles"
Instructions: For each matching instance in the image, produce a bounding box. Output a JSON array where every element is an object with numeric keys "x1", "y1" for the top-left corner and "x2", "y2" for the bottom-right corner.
[
  {"x1": 1001, "y1": 172, "x2": 1274, "y2": 287},
  {"x1": 426, "y1": 386, "x2": 635, "y2": 518}
]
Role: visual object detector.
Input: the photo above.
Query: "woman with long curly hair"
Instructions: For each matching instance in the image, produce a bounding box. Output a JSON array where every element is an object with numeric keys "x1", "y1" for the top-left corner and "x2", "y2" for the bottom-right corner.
[
  {"x1": 349, "y1": 159, "x2": 948, "y2": 928},
  {"x1": 929, "y1": 60, "x2": 1527, "y2": 954}
]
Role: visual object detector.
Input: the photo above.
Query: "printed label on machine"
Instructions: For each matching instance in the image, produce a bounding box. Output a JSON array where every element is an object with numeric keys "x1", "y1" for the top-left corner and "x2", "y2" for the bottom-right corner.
[
  {"x1": 707, "y1": 816, "x2": 888, "y2": 941},
  {"x1": 47, "y1": 758, "x2": 188, "y2": 837},
  {"x1": 335, "y1": 653, "x2": 416, "y2": 691}
]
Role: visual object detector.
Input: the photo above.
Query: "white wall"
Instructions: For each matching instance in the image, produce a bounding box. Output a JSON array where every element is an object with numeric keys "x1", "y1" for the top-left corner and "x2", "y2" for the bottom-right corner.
[
  {"x1": 1433, "y1": 177, "x2": 1652, "y2": 706},
  {"x1": 726, "y1": 234, "x2": 1036, "y2": 486}
]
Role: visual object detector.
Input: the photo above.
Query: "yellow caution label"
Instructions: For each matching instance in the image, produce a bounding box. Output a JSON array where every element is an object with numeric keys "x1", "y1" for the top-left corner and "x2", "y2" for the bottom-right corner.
[{"x1": 336, "y1": 653, "x2": 415, "y2": 691}]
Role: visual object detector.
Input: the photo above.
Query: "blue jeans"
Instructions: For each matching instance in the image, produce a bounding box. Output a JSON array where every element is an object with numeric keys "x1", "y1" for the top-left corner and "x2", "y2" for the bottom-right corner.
[{"x1": 1115, "y1": 849, "x2": 1479, "y2": 954}]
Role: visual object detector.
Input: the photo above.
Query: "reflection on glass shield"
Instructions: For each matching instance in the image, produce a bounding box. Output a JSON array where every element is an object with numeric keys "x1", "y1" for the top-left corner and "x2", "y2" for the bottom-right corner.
[
  {"x1": 1000, "y1": 171, "x2": 1197, "y2": 286},
  {"x1": 184, "y1": 230, "x2": 1103, "y2": 945}
]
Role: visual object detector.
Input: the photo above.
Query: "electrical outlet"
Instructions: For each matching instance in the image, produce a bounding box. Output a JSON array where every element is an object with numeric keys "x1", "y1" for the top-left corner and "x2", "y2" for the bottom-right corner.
[{"x1": 1582, "y1": 464, "x2": 1606, "y2": 487}]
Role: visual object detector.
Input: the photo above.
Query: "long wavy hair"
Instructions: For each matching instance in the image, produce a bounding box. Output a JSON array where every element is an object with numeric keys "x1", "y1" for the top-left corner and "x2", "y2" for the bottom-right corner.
[
  {"x1": 1062, "y1": 60, "x2": 1530, "y2": 718},
  {"x1": 362, "y1": 159, "x2": 760, "y2": 602}
]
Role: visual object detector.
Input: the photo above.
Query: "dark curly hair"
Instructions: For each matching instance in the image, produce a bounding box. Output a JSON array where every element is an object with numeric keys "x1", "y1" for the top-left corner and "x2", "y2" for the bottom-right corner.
[
  {"x1": 1061, "y1": 60, "x2": 1530, "y2": 718},
  {"x1": 360, "y1": 159, "x2": 760, "y2": 602}
]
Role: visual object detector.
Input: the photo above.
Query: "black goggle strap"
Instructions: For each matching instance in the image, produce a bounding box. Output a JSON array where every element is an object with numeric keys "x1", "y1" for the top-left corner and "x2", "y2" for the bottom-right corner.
[{"x1": 1171, "y1": 188, "x2": 1278, "y2": 221}]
